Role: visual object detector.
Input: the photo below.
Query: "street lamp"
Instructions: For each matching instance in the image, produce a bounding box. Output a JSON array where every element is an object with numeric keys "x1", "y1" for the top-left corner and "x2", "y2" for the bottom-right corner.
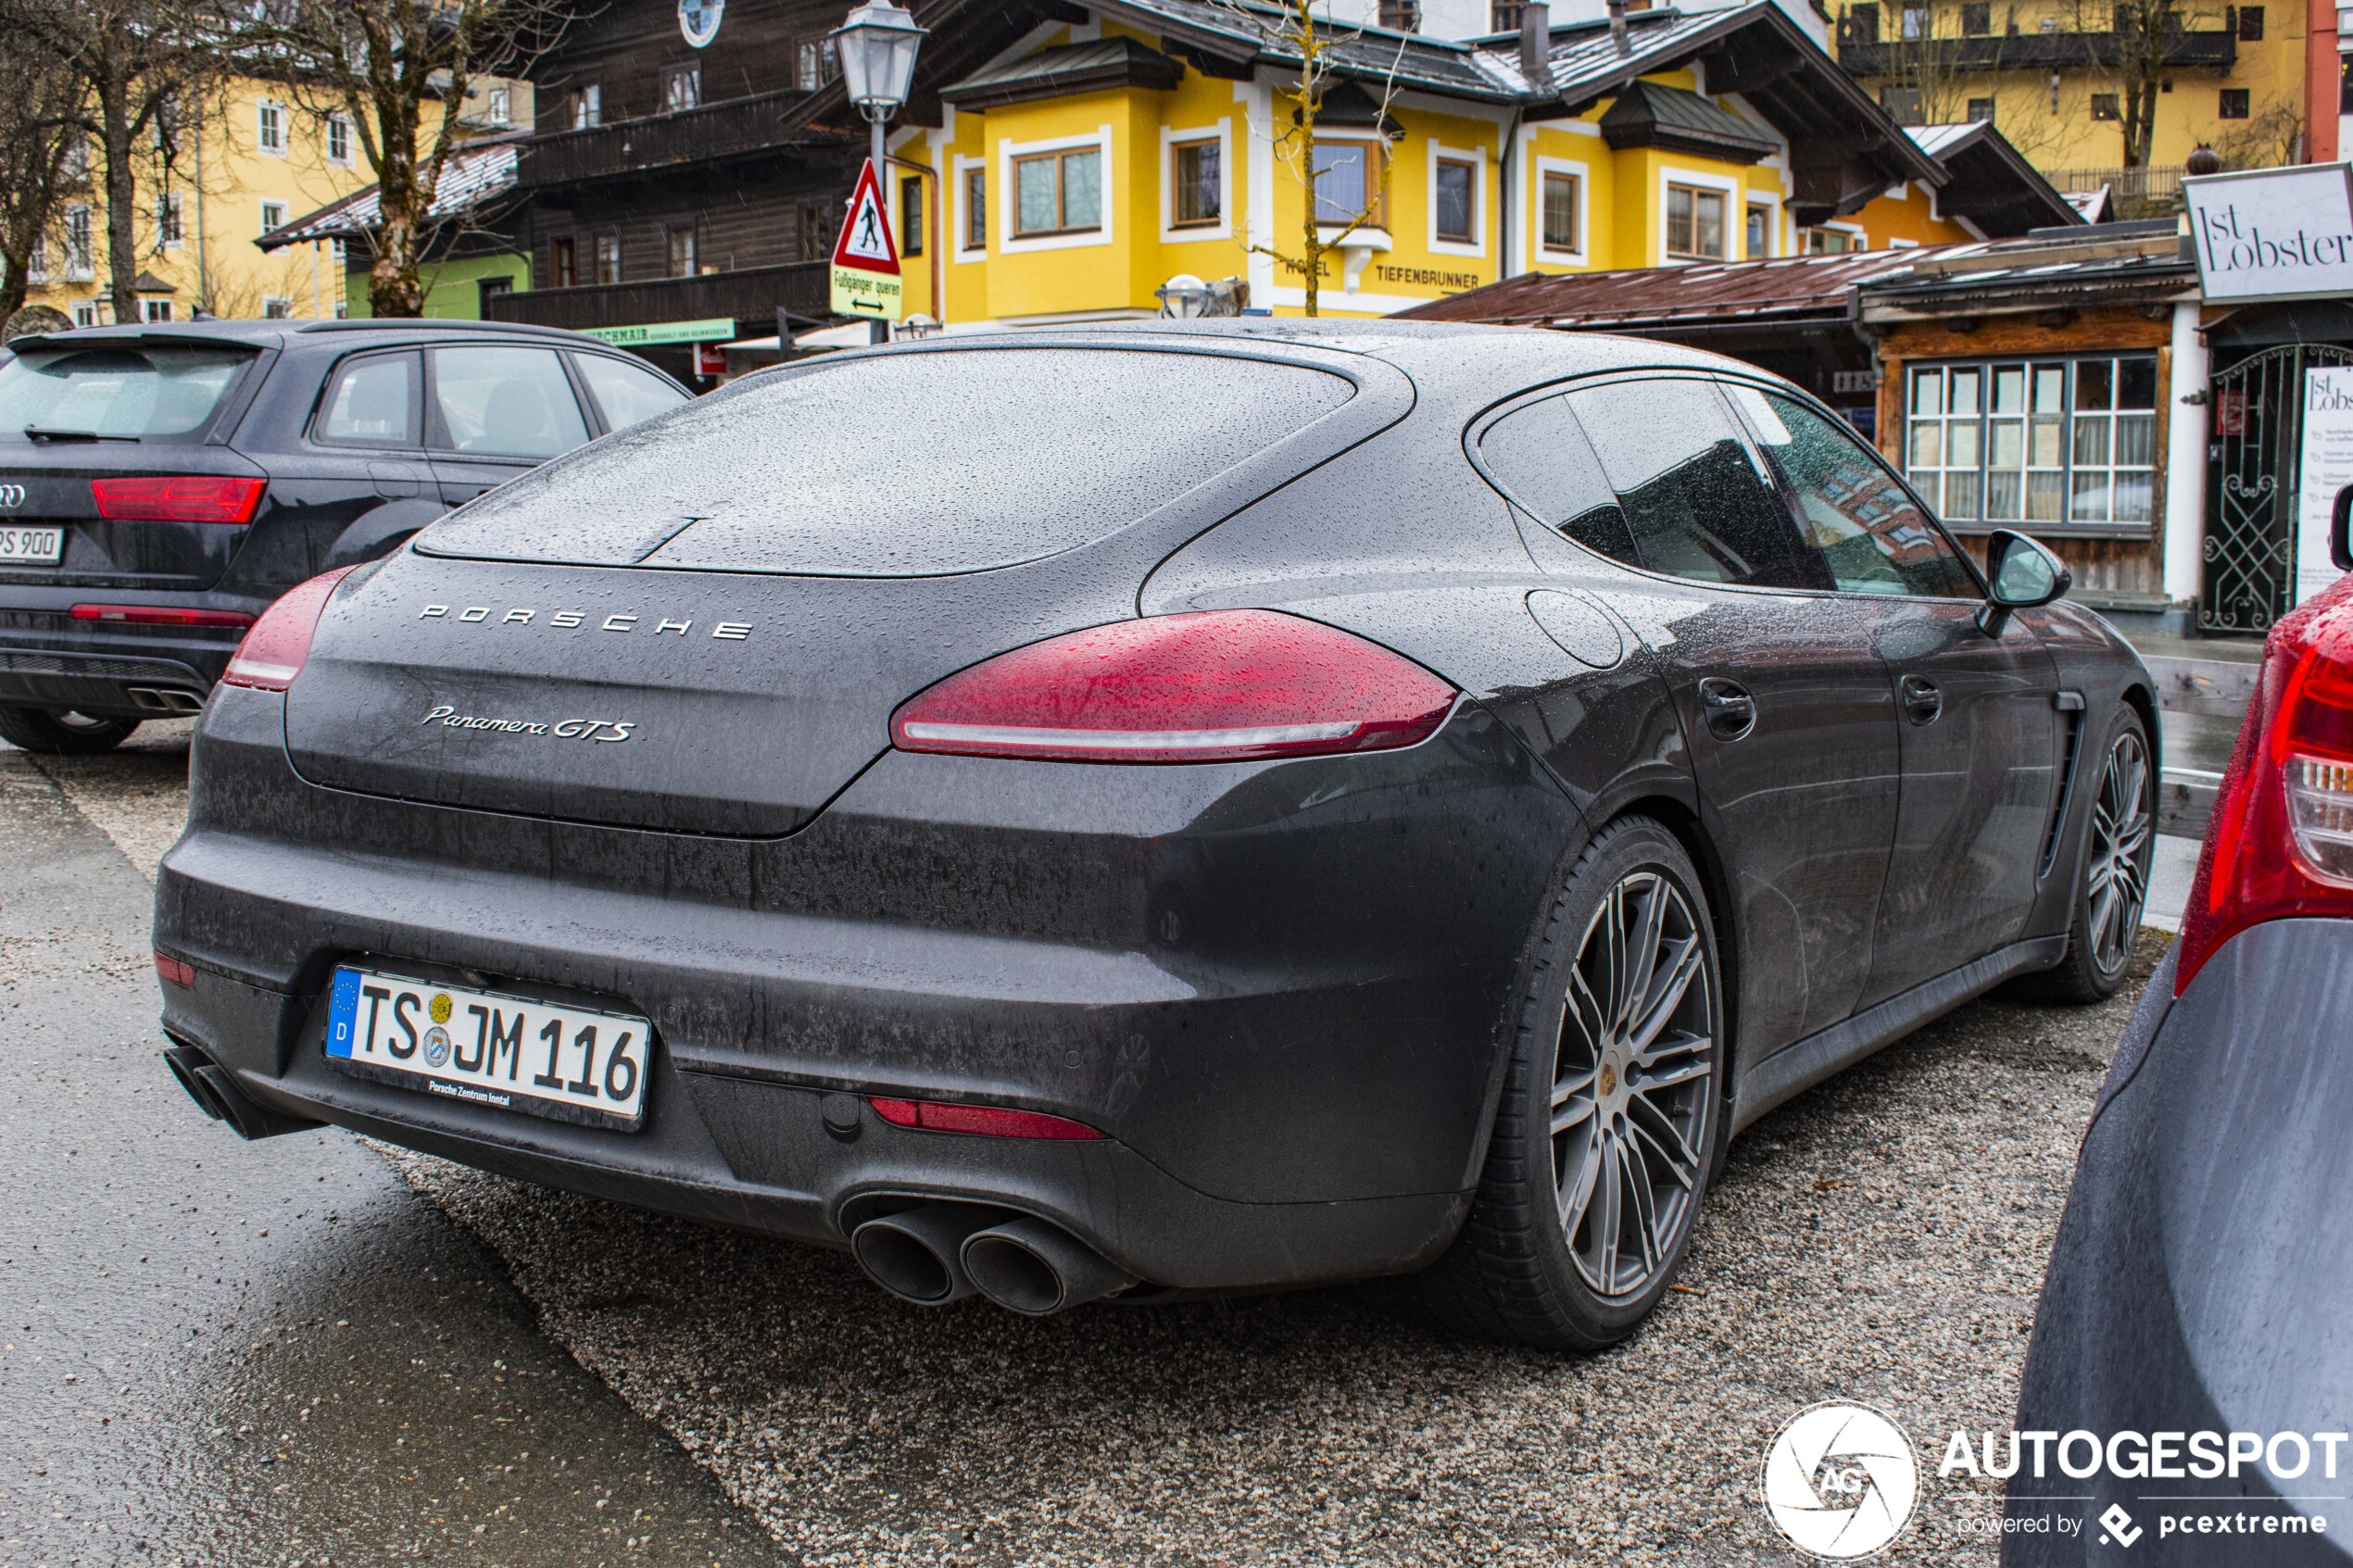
[
  {"x1": 831, "y1": 0, "x2": 926, "y2": 342},
  {"x1": 1155, "y1": 274, "x2": 1214, "y2": 319}
]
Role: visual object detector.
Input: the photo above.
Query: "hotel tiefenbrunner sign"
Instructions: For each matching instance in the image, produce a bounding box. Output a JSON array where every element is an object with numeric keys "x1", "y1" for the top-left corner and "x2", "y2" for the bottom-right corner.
[{"x1": 2184, "y1": 163, "x2": 2353, "y2": 304}]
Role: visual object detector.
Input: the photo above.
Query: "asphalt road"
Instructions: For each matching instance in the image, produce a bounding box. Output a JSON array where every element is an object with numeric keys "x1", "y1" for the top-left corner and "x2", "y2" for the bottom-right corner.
[
  {"x1": 0, "y1": 726, "x2": 776, "y2": 1568},
  {"x1": 11, "y1": 719, "x2": 2170, "y2": 1566}
]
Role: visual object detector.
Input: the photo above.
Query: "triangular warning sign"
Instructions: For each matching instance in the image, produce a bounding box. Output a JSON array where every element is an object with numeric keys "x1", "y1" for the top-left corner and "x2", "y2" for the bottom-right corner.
[{"x1": 832, "y1": 158, "x2": 900, "y2": 275}]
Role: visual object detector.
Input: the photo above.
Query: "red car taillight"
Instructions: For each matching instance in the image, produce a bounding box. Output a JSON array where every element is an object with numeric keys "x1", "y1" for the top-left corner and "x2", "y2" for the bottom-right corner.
[
  {"x1": 92, "y1": 476, "x2": 266, "y2": 525},
  {"x1": 2176, "y1": 579, "x2": 2353, "y2": 993},
  {"x1": 219, "y1": 565, "x2": 358, "y2": 693},
  {"x1": 888, "y1": 609, "x2": 1456, "y2": 764},
  {"x1": 72, "y1": 604, "x2": 256, "y2": 629},
  {"x1": 868, "y1": 1097, "x2": 1104, "y2": 1139}
]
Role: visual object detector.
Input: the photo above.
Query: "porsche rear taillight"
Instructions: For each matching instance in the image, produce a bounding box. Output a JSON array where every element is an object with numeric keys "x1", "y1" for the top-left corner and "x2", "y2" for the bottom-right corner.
[
  {"x1": 220, "y1": 565, "x2": 358, "y2": 693},
  {"x1": 2176, "y1": 581, "x2": 2353, "y2": 993},
  {"x1": 888, "y1": 609, "x2": 1455, "y2": 764},
  {"x1": 92, "y1": 476, "x2": 266, "y2": 525}
]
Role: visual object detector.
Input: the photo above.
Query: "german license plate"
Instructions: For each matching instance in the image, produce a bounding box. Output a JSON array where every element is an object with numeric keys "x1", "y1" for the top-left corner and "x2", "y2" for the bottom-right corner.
[
  {"x1": 0, "y1": 526, "x2": 63, "y2": 565},
  {"x1": 323, "y1": 966, "x2": 650, "y2": 1130}
]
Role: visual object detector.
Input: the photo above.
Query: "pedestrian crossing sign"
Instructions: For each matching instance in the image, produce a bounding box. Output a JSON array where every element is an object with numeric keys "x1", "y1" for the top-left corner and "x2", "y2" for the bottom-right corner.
[{"x1": 830, "y1": 158, "x2": 905, "y2": 321}]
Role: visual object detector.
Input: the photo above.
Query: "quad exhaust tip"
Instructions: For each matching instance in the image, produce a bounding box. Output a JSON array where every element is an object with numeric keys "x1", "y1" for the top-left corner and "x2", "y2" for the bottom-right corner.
[
  {"x1": 163, "y1": 1042, "x2": 322, "y2": 1140},
  {"x1": 849, "y1": 1203, "x2": 1136, "y2": 1315},
  {"x1": 125, "y1": 686, "x2": 205, "y2": 715}
]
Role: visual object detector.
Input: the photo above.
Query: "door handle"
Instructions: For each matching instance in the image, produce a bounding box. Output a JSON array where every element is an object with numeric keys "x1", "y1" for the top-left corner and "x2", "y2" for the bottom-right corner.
[
  {"x1": 1697, "y1": 676, "x2": 1757, "y2": 741},
  {"x1": 1900, "y1": 673, "x2": 1943, "y2": 725}
]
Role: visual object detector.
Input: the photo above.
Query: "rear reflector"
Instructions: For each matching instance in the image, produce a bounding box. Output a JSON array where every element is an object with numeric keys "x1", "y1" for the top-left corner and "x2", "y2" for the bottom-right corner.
[
  {"x1": 155, "y1": 952, "x2": 195, "y2": 987},
  {"x1": 220, "y1": 565, "x2": 359, "y2": 693},
  {"x1": 72, "y1": 604, "x2": 257, "y2": 629},
  {"x1": 868, "y1": 1097, "x2": 1105, "y2": 1140},
  {"x1": 889, "y1": 609, "x2": 1456, "y2": 764},
  {"x1": 92, "y1": 476, "x2": 266, "y2": 525}
]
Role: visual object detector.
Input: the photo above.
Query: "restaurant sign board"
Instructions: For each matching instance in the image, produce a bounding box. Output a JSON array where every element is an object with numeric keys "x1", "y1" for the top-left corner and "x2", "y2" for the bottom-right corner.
[{"x1": 2184, "y1": 164, "x2": 2353, "y2": 305}]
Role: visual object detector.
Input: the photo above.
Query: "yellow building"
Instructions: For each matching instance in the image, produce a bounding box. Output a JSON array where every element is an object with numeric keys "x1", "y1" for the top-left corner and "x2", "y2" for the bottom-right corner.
[
  {"x1": 870, "y1": 0, "x2": 2074, "y2": 324},
  {"x1": 22, "y1": 76, "x2": 524, "y2": 325},
  {"x1": 1832, "y1": 0, "x2": 2322, "y2": 194}
]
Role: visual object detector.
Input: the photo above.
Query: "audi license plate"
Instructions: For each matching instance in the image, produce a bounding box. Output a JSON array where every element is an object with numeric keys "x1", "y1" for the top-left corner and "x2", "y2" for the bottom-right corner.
[
  {"x1": 323, "y1": 966, "x2": 651, "y2": 1130},
  {"x1": 0, "y1": 526, "x2": 64, "y2": 565}
]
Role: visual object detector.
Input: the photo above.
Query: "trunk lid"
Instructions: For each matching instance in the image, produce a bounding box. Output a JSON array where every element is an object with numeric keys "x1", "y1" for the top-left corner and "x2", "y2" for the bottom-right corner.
[
  {"x1": 0, "y1": 338, "x2": 269, "y2": 592},
  {"x1": 283, "y1": 336, "x2": 1408, "y2": 836}
]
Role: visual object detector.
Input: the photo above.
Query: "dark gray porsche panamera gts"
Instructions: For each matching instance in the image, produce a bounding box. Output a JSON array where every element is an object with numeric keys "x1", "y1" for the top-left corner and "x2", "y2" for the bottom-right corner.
[{"x1": 151, "y1": 322, "x2": 2157, "y2": 1347}]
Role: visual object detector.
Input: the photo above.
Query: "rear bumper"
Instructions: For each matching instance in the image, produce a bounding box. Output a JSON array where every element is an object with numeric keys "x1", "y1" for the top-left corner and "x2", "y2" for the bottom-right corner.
[
  {"x1": 2005, "y1": 922, "x2": 2353, "y2": 1565},
  {"x1": 0, "y1": 598, "x2": 258, "y2": 715},
  {"x1": 154, "y1": 684, "x2": 1583, "y2": 1291}
]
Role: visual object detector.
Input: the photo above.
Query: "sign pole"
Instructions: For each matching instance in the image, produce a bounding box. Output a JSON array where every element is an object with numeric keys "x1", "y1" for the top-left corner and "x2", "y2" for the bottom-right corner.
[{"x1": 869, "y1": 116, "x2": 888, "y2": 345}]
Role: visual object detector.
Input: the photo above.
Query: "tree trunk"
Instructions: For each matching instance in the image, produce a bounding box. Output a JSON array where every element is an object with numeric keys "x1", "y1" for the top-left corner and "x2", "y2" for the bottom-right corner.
[
  {"x1": 96, "y1": 44, "x2": 142, "y2": 324},
  {"x1": 0, "y1": 249, "x2": 31, "y2": 323},
  {"x1": 1301, "y1": 119, "x2": 1319, "y2": 317},
  {"x1": 369, "y1": 138, "x2": 424, "y2": 317}
]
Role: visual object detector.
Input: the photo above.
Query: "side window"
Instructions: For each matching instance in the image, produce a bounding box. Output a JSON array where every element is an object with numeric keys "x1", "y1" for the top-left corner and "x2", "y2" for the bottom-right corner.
[
  {"x1": 431, "y1": 345, "x2": 590, "y2": 459},
  {"x1": 315, "y1": 352, "x2": 421, "y2": 447},
  {"x1": 1477, "y1": 395, "x2": 1639, "y2": 567},
  {"x1": 573, "y1": 353, "x2": 690, "y2": 433},
  {"x1": 1564, "y1": 379, "x2": 1826, "y2": 590},
  {"x1": 1733, "y1": 387, "x2": 1980, "y2": 598}
]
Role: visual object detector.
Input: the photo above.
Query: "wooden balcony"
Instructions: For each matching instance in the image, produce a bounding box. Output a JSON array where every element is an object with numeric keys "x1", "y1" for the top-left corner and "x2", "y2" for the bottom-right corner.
[
  {"x1": 1838, "y1": 29, "x2": 2235, "y2": 73},
  {"x1": 517, "y1": 89, "x2": 839, "y2": 190},
  {"x1": 484, "y1": 262, "x2": 834, "y2": 334}
]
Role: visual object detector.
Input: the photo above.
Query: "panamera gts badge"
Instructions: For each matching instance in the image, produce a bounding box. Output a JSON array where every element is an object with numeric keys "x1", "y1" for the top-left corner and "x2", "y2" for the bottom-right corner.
[
  {"x1": 422, "y1": 704, "x2": 635, "y2": 743},
  {"x1": 418, "y1": 604, "x2": 752, "y2": 640}
]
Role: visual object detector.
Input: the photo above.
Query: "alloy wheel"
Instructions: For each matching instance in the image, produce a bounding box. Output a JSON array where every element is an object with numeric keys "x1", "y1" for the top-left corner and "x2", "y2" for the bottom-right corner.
[
  {"x1": 1550, "y1": 870, "x2": 1718, "y2": 1299},
  {"x1": 2086, "y1": 729, "x2": 2154, "y2": 974}
]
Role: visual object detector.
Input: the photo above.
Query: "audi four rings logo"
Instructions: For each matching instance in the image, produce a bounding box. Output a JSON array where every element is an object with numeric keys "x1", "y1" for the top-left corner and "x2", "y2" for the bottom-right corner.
[{"x1": 0, "y1": 484, "x2": 26, "y2": 508}]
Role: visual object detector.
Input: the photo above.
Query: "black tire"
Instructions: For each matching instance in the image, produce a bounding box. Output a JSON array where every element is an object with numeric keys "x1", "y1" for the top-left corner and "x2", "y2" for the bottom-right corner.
[
  {"x1": 0, "y1": 707, "x2": 142, "y2": 755},
  {"x1": 2006, "y1": 705, "x2": 2156, "y2": 1006},
  {"x1": 1410, "y1": 815, "x2": 1727, "y2": 1351}
]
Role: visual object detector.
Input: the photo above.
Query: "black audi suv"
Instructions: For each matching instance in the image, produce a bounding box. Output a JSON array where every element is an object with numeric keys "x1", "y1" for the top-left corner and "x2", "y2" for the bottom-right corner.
[
  {"x1": 0, "y1": 317, "x2": 689, "y2": 753},
  {"x1": 153, "y1": 323, "x2": 2157, "y2": 1347}
]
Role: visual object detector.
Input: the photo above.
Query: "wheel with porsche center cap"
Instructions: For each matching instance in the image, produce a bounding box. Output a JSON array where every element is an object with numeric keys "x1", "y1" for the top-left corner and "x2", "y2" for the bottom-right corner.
[
  {"x1": 2006, "y1": 705, "x2": 2155, "y2": 1005},
  {"x1": 1414, "y1": 814, "x2": 1724, "y2": 1350}
]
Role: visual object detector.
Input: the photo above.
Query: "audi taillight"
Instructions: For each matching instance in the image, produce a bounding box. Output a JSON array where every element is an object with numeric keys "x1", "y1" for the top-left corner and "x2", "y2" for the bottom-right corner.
[
  {"x1": 92, "y1": 476, "x2": 266, "y2": 525},
  {"x1": 72, "y1": 604, "x2": 256, "y2": 629},
  {"x1": 889, "y1": 609, "x2": 1456, "y2": 764},
  {"x1": 220, "y1": 566, "x2": 358, "y2": 693},
  {"x1": 2176, "y1": 578, "x2": 2353, "y2": 993}
]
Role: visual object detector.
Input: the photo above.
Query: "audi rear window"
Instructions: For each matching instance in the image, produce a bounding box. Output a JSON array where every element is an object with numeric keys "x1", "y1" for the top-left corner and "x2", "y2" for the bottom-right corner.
[
  {"x1": 416, "y1": 347, "x2": 1356, "y2": 576},
  {"x1": 0, "y1": 344, "x2": 256, "y2": 443}
]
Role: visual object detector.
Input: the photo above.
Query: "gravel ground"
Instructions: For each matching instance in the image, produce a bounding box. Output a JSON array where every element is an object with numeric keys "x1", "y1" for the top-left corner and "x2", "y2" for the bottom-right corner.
[{"x1": 31, "y1": 728, "x2": 2164, "y2": 1567}]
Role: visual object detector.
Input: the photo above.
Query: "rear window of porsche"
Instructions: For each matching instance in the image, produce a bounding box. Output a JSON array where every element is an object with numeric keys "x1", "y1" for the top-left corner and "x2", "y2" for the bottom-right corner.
[{"x1": 415, "y1": 347, "x2": 1356, "y2": 576}]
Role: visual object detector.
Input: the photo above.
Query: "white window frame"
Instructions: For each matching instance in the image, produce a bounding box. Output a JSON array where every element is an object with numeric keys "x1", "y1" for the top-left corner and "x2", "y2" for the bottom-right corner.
[
  {"x1": 1310, "y1": 130, "x2": 1390, "y2": 234},
  {"x1": 1533, "y1": 155, "x2": 1589, "y2": 263},
  {"x1": 485, "y1": 87, "x2": 511, "y2": 126},
  {"x1": 157, "y1": 191, "x2": 185, "y2": 251},
  {"x1": 262, "y1": 295, "x2": 294, "y2": 320},
  {"x1": 1743, "y1": 194, "x2": 1780, "y2": 259},
  {"x1": 1426, "y1": 141, "x2": 1487, "y2": 257},
  {"x1": 259, "y1": 199, "x2": 289, "y2": 236},
  {"x1": 1657, "y1": 165, "x2": 1740, "y2": 265},
  {"x1": 63, "y1": 205, "x2": 94, "y2": 281},
  {"x1": 326, "y1": 113, "x2": 355, "y2": 167},
  {"x1": 258, "y1": 98, "x2": 288, "y2": 157},
  {"x1": 953, "y1": 154, "x2": 988, "y2": 260},
  {"x1": 142, "y1": 298, "x2": 173, "y2": 322},
  {"x1": 72, "y1": 302, "x2": 100, "y2": 328},
  {"x1": 1806, "y1": 219, "x2": 1867, "y2": 254},
  {"x1": 1159, "y1": 120, "x2": 1233, "y2": 244},
  {"x1": 997, "y1": 127, "x2": 1114, "y2": 255}
]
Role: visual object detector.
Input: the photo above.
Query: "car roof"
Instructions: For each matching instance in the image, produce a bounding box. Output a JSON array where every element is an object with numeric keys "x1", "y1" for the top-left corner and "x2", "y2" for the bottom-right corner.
[
  {"x1": 6, "y1": 317, "x2": 607, "y2": 353},
  {"x1": 886, "y1": 318, "x2": 1780, "y2": 402}
]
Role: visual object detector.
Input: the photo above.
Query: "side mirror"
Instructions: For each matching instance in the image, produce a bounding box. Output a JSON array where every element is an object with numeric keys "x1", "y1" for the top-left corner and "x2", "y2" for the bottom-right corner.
[
  {"x1": 1978, "y1": 529, "x2": 2070, "y2": 634},
  {"x1": 2334, "y1": 483, "x2": 2353, "y2": 571}
]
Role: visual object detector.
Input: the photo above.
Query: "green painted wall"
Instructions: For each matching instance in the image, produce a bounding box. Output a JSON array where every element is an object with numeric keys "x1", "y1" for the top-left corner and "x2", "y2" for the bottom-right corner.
[{"x1": 343, "y1": 253, "x2": 532, "y2": 320}]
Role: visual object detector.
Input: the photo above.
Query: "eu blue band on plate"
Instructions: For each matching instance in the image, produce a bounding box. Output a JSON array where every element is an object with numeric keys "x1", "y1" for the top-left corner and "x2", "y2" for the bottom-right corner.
[{"x1": 326, "y1": 968, "x2": 361, "y2": 1059}]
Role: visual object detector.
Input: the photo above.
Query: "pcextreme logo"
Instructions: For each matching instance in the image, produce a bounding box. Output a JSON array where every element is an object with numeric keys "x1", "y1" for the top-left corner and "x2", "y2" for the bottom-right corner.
[{"x1": 1763, "y1": 1401, "x2": 1920, "y2": 1560}]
